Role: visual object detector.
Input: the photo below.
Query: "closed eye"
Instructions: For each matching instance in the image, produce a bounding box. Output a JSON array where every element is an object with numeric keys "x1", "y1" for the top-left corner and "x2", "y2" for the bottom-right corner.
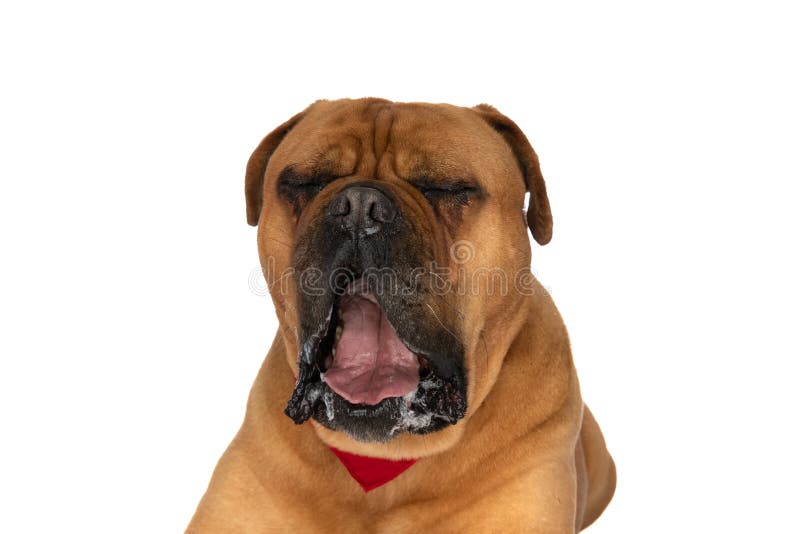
[
  {"x1": 280, "y1": 177, "x2": 325, "y2": 195},
  {"x1": 415, "y1": 180, "x2": 482, "y2": 205},
  {"x1": 277, "y1": 167, "x2": 334, "y2": 204}
]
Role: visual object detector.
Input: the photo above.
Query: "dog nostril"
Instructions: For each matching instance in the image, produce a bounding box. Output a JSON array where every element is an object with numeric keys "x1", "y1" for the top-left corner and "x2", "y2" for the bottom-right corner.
[
  {"x1": 327, "y1": 194, "x2": 350, "y2": 217},
  {"x1": 370, "y1": 198, "x2": 396, "y2": 224}
]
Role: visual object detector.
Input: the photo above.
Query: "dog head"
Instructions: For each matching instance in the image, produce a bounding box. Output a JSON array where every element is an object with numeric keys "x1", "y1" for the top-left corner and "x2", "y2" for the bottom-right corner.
[{"x1": 246, "y1": 99, "x2": 551, "y2": 456}]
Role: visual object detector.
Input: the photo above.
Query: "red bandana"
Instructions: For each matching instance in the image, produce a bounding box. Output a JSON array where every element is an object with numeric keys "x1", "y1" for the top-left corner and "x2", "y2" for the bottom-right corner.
[{"x1": 329, "y1": 446, "x2": 416, "y2": 492}]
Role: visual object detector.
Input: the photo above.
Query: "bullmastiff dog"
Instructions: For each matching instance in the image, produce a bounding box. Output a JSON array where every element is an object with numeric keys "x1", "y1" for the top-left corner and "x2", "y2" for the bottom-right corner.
[{"x1": 187, "y1": 98, "x2": 616, "y2": 533}]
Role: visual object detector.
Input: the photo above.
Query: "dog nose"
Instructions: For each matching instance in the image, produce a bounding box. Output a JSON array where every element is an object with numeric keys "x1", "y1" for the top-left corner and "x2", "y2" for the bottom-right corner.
[{"x1": 327, "y1": 185, "x2": 396, "y2": 232}]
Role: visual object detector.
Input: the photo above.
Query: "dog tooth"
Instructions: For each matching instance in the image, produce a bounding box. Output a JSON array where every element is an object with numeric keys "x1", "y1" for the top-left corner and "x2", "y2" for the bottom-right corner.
[{"x1": 335, "y1": 325, "x2": 342, "y2": 339}]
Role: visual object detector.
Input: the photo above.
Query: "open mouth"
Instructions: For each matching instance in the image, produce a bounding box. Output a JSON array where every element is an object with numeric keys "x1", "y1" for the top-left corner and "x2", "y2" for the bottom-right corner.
[
  {"x1": 284, "y1": 277, "x2": 466, "y2": 442},
  {"x1": 322, "y1": 279, "x2": 429, "y2": 405}
]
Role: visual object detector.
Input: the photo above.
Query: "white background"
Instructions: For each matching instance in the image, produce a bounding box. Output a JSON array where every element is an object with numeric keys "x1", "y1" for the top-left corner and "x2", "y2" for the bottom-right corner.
[{"x1": 1, "y1": 1, "x2": 798, "y2": 532}]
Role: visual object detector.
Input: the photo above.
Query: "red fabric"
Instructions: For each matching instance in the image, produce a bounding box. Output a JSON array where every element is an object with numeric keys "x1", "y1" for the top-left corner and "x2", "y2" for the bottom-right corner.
[{"x1": 329, "y1": 446, "x2": 416, "y2": 492}]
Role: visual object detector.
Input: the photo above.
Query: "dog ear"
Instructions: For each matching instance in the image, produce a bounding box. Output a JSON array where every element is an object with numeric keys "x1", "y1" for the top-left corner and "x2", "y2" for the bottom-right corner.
[
  {"x1": 245, "y1": 110, "x2": 306, "y2": 226},
  {"x1": 472, "y1": 104, "x2": 553, "y2": 245}
]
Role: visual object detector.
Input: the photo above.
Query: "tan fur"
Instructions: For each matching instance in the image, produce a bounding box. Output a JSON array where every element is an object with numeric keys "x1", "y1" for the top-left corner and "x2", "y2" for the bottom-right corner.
[{"x1": 187, "y1": 99, "x2": 615, "y2": 533}]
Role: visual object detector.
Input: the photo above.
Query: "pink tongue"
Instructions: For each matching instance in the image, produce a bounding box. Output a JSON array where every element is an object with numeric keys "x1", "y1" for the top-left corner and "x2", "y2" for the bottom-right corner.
[{"x1": 323, "y1": 291, "x2": 420, "y2": 405}]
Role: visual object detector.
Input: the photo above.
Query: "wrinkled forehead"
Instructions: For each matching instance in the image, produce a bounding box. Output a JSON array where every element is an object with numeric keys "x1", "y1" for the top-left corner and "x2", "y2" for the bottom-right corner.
[{"x1": 271, "y1": 100, "x2": 521, "y2": 188}]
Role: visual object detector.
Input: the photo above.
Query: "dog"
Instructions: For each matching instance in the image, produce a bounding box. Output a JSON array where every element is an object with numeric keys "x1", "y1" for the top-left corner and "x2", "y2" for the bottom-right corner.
[{"x1": 187, "y1": 98, "x2": 616, "y2": 532}]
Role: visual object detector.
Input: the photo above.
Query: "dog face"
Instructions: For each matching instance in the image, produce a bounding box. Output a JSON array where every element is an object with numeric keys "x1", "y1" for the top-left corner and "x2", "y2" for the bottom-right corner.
[{"x1": 246, "y1": 99, "x2": 552, "y2": 454}]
